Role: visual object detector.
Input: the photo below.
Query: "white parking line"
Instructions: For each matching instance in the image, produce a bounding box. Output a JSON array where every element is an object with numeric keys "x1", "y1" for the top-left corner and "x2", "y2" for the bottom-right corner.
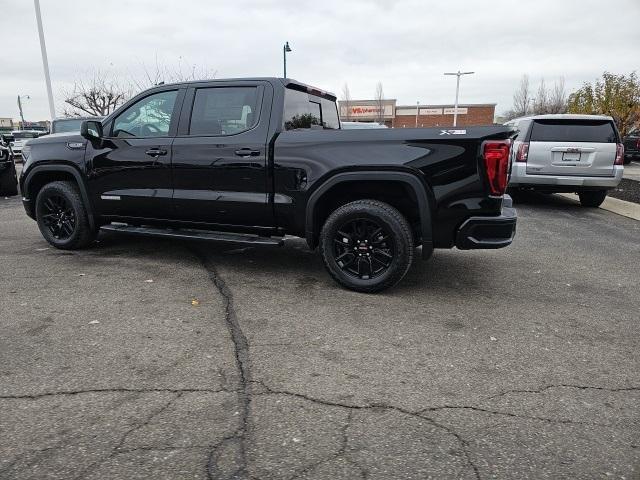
[{"x1": 557, "y1": 193, "x2": 640, "y2": 221}]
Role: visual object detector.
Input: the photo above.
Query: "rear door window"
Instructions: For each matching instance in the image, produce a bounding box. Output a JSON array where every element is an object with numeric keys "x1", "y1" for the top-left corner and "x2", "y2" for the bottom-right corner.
[
  {"x1": 283, "y1": 88, "x2": 339, "y2": 130},
  {"x1": 530, "y1": 120, "x2": 617, "y2": 143},
  {"x1": 189, "y1": 87, "x2": 259, "y2": 136}
]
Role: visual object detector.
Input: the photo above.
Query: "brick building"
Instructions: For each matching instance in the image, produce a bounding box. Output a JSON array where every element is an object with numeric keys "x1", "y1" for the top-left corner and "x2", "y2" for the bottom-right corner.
[{"x1": 338, "y1": 100, "x2": 496, "y2": 128}]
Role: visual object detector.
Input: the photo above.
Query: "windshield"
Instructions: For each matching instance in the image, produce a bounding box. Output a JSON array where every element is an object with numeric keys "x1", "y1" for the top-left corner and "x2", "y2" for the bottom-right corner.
[{"x1": 52, "y1": 119, "x2": 85, "y2": 134}]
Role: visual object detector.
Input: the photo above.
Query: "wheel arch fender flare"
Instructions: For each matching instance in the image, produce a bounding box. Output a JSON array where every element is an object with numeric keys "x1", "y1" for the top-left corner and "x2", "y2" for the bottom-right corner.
[
  {"x1": 305, "y1": 170, "x2": 434, "y2": 259},
  {"x1": 24, "y1": 164, "x2": 96, "y2": 230}
]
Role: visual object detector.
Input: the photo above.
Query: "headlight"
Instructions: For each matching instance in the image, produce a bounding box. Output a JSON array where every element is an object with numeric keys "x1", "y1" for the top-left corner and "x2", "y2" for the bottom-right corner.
[{"x1": 21, "y1": 145, "x2": 31, "y2": 160}]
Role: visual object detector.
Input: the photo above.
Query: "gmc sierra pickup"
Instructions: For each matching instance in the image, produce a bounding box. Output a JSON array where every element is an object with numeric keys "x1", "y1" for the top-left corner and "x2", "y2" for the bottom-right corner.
[{"x1": 20, "y1": 78, "x2": 517, "y2": 292}]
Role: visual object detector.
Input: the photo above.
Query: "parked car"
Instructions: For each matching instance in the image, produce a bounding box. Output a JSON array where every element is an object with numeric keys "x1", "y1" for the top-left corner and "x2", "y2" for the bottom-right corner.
[
  {"x1": 0, "y1": 136, "x2": 18, "y2": 196},
  {"x1": 505, "y1": 114, "x2": 624, "y2": 207},
  {"x1": 341, "y1": 121, "x2": 388, "y2": 129},
  {"x1": 623, "y1": 129, "x2": 639, "y2": 164},
  {"x1": 20, "y1": 77, "x2": 517, "y2": 292},
  {"x1": 10, "y1": 130, "x2": 43, "y2": 157},
  {"x1": 50, "y1": 116, "x2": 104, "y2": 134}
]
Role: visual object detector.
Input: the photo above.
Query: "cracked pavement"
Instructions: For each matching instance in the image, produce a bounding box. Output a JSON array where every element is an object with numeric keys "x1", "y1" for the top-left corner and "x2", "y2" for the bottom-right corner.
[{"x1": 1, "y1": 191, "x2": 639, "y2": 479}]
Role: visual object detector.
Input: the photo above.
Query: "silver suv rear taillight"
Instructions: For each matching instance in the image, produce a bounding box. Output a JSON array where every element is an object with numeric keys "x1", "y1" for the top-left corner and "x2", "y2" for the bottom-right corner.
[
  {"x1": 614, "y1": 143, "x2": 624, "y2": 165},
  {"x1": 515, "y1": 142, "x2": 529, "y2": 163}
]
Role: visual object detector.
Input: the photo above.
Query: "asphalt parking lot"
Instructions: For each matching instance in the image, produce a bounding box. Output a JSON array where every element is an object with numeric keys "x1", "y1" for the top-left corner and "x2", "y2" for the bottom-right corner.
[{"x1": 1, "y1": 192, "x2": 639, "y2": 479}]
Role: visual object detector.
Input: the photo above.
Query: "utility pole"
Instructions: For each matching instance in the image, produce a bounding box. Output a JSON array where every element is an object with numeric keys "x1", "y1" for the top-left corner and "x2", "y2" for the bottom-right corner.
[
  {"x1": 415, "y1": 101, "x2": 419, "y2": 128},
  {"x1": 34, "y1": 0, "x2": 55, "y2": 120},
  {"x1": 444, "y1": 70, "x2": 474, "y2": 127},
  {"x1": 283, "y1": 41, "x2": 292, "y2": 78},
  {"x1": 17, "y1": 95, "x2": 29, "y2": 129}
]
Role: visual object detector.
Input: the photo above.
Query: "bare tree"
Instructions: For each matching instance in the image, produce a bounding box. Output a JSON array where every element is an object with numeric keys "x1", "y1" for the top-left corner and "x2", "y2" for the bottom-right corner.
[
  {"x1": 341, "y1": 83, "x2": 352, "y2": 121},
  {"x1": 130, "y1": 55, "x2": 217, "y2": 92},
  {"x1": 512, "y1": 74, "x2": 531, "y2": 117},
  {"x1": 375, "y1": 81, "x2": 385, "y2": 124},
  {"x1": 533, "y1": 78, "x2": 550, "y2": 114},
  {"x1": 549, "y1": 77, "x2": 567, "y2": 113},
  {"x1": 63, "y1": 71, "x2": 130, "y2": 117}
]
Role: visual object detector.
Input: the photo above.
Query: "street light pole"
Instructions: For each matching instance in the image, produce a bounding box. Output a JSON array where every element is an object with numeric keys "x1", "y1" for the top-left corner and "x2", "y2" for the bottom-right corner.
[
  {"x1": 444, "y1": 70, "x2": 474, "y2": 127},
  {"x1": 34, "y1": 0, "x2": 55, "y2": 120},
  {"x1": 283, "y1": 41, "x2": 292, "y2": 78},
  {"x1": 17, "y1": 95, "x2": 30, "y2": 129}
]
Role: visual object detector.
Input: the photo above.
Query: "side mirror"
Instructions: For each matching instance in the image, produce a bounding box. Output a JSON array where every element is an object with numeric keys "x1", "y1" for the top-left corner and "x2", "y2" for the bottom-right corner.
[{"x1": 80, "y1": 120, "x2": 103, "y2": 140}]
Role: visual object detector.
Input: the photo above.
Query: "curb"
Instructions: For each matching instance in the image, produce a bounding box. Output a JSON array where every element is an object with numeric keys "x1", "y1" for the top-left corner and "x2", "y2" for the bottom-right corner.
[{"x1": 557, "y1": 193, "x2": 640, "y2": 221}]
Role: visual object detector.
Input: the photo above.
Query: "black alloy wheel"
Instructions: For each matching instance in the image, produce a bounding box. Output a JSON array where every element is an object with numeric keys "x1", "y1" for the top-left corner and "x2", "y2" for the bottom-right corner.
[
  {"x1": 333, "y1": 218, "x2": 394, "y2": 280},
  {"x1": 35, "y1": 181, "x2": 97, "y2": 249},
  {"x1": 41, "y1": 194, "x2": 77, "y2": 240},
  {"x1": 320, "y1": 199, "x2": 414, "y2": 293}
]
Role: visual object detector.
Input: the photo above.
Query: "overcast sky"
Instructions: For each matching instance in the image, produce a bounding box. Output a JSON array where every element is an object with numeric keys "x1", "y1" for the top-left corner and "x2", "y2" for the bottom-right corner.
[{"x1": 1, "y1": 0, "x2": 639, "y2": 121}]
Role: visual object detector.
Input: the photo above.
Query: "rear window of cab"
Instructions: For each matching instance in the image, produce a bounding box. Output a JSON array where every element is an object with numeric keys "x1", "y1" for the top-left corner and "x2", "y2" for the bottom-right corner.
[{"x1": 283, "y1": 88, "x2": 340, "y2": 130}]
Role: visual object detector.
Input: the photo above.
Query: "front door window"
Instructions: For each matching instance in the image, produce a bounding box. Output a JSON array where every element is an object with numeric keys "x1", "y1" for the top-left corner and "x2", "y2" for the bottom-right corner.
[{"x1": 112, "y1": 90, "x2": 178, "y2": 138}]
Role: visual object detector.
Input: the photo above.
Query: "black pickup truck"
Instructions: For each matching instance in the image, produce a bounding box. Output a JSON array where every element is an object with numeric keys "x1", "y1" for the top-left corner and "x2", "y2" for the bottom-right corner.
[{"x1": 20, "y1": 78, "x2": 516, "y2": 292}]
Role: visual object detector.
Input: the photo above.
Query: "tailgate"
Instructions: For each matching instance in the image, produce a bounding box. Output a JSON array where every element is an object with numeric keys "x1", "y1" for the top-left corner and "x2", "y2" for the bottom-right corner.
[{"x1": 526, "y1": 119, "x2": 618, "y2": 177}]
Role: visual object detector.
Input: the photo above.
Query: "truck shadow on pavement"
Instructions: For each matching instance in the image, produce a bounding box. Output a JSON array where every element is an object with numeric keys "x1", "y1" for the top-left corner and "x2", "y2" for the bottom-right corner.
[{"x1": 93, "y1": 230, "x2": 499, "y2": 297}]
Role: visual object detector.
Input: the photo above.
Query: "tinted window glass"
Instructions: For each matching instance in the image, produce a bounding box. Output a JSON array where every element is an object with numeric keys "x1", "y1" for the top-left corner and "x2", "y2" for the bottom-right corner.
[
  {"x1": 113, "y1": 90, "x2": 178, "y2": 138},
  {"x1": 530, "y1": 120, "x2": 617, "y2": 143},
  {"x1": 320, "y1": 98, "x2": 340, "y2": 129},
  {"x1": 283, "y1": 88, "x2": 339, "y2": 130},
  {"x1": 190, "y1": 87, "x2": 259, "y2": 136}
]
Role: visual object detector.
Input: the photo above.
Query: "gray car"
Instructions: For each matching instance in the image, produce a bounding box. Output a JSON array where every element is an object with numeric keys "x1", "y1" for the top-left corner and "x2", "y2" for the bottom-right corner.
[{"x1": 505, "y1": 114, "x2": 624, "y2": 207}]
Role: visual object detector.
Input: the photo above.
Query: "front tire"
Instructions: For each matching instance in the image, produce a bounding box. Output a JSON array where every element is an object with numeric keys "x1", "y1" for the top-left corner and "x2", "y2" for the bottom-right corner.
[
  {"x1": 35, "y1": 181, "x2": 97, "y2": 249},
  {"x1": 578, "y1": 189, "x2": 607, "y2": 208},
  {"x1": 319, "y1": 199, "x2": 414, "y2": 293}
]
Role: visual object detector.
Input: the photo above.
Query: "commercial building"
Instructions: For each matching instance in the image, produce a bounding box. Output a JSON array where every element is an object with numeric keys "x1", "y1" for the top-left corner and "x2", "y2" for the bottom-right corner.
[
  {"x1": 338, "y1": 100, "x2": 496, "y2": 128},
  {"x1": 0, "y1": 117, "x2": 13, "y2": 134},
  {"x1": 0, "y1": 118, "x2": 50, "y2": 134}
]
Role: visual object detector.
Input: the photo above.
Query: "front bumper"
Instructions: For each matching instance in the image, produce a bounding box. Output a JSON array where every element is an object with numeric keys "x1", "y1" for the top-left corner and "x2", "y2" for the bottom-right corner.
[{"x1": 455, "y1": 197, "x2": 517, "y2": 250}]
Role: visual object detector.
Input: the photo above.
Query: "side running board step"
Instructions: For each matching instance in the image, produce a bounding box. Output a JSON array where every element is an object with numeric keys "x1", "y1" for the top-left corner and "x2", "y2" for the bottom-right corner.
[{"x1": 100, "y1": 224, "x2": 284, "y2": 246}]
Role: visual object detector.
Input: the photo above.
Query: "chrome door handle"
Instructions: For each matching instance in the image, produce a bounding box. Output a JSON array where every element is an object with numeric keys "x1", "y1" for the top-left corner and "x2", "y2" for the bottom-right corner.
[
  {"x1": 145, "y1": 148, "x2": 167, "y2": 157},
  {"x1": 234, "y1": 148, "x2": 260, "y2": 157}
]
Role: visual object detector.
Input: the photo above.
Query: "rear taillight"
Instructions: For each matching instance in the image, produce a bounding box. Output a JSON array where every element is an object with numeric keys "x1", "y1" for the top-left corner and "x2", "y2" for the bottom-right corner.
[
  {"x1": 615, "y1": 143, "x2": 624, "y2": 165},
  {"x1": 516, "y1": 142, "x2": 529, "y2": 163},
  {"x1": 636, "y1": 139, "x2": 640, "y2": 149},
  {"x1": 482, "y1": 140, "x2": 511, "y2": 197}
]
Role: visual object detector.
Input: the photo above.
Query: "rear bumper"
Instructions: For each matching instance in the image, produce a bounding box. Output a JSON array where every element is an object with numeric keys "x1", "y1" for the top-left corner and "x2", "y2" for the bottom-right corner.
[
  {"x1": 509, "y1": 164, "x2": 623, "y2": 189},
  {"x1": 455, "y1": 198, "x2": 517, "y2": 250}
]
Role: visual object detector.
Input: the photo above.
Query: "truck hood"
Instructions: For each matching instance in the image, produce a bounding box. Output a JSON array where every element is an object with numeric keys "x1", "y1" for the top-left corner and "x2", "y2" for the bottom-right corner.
[{"x1": 28, "y1": 132, "x2": 85, "y2": 145}]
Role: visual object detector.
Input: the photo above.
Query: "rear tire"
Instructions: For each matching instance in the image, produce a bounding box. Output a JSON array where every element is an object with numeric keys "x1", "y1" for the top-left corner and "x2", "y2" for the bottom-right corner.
[
  {"x1": 35, "y1": 181, "x2": 97, "y2": 249},
  {"x1": 319, "y1": 199, "x2": 414, "y2": 293},
  {"x1": 0, "y1": 159, "x2": 18, "y2": 196},
  {"x1": 578, "y1": 189, "x2": 607, "y2": 208},
  {"x1": 623, "y1": 156, "x2": 632, "y2": 165}
]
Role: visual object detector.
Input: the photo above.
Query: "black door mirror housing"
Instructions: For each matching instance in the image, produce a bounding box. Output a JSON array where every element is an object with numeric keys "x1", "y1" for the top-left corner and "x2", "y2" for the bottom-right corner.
[{"x1": 80, "y1": 120, "x2": 103, "y2": 141}]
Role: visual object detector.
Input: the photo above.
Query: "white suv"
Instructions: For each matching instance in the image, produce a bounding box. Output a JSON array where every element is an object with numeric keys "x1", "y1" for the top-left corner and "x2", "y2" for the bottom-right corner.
[{"x1": 505, "y1": 114, "x2": 624, "y2": 207}]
